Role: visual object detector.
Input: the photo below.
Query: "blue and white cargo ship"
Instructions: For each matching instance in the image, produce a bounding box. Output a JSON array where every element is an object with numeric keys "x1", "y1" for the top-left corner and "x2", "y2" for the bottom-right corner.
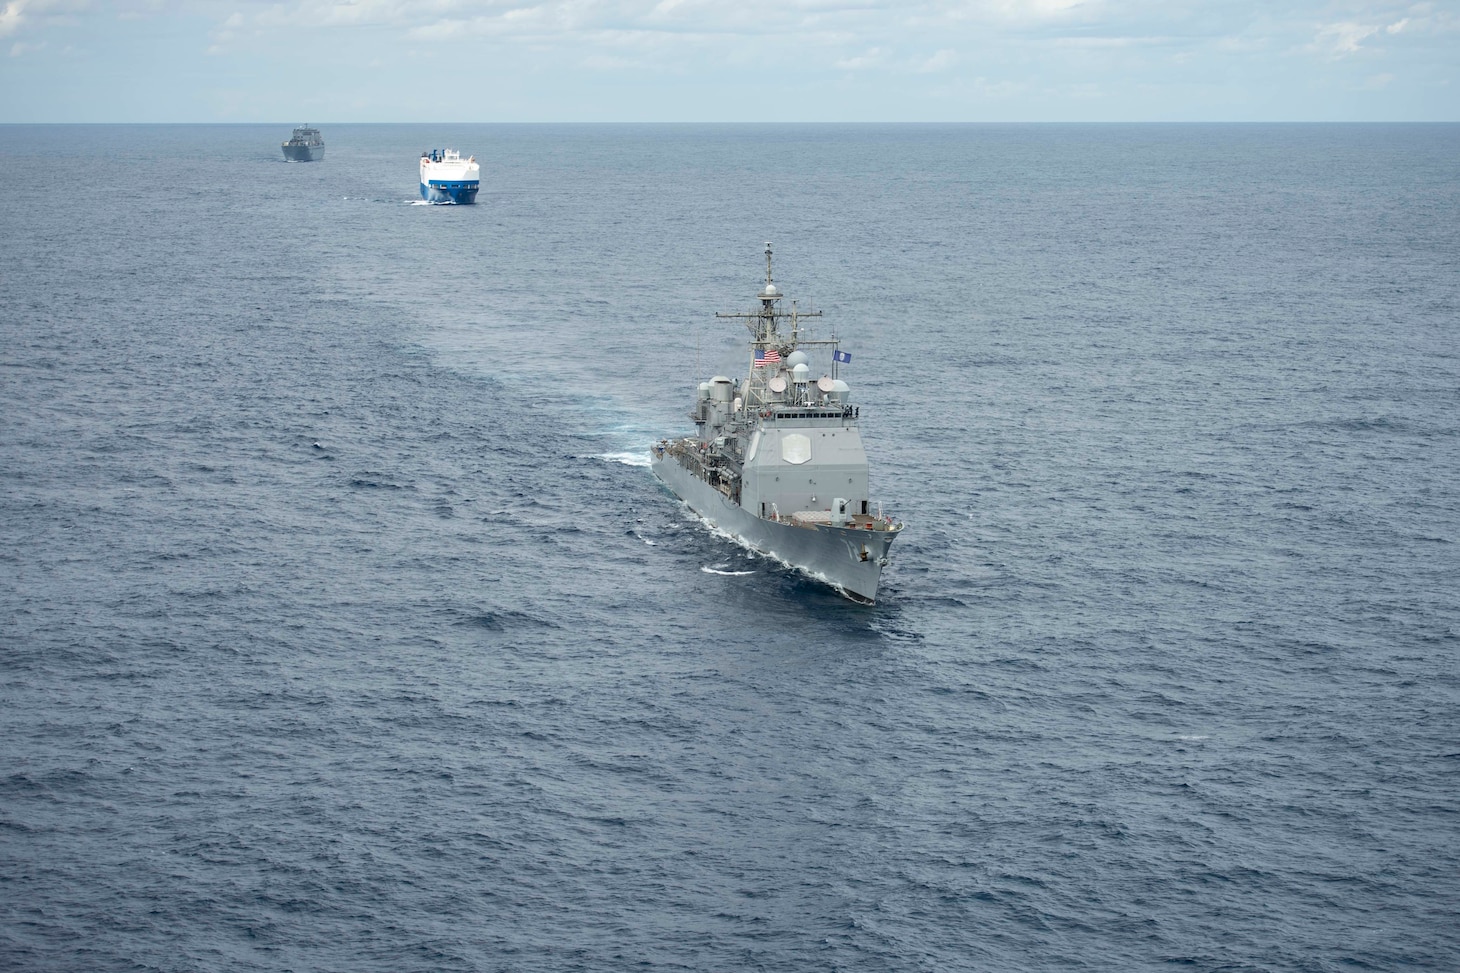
[{"x1": 419, "y1": 149, "x2": 479, "y2": 204}]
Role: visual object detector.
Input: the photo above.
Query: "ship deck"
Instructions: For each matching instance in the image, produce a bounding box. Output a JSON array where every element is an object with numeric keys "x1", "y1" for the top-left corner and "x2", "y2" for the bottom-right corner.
[
  {"x1": 653, "y1": 438, "x2": 898, "y2": 533},
  {"x1": 779, "y1": 510, "x2": 892, "y2": 531}
]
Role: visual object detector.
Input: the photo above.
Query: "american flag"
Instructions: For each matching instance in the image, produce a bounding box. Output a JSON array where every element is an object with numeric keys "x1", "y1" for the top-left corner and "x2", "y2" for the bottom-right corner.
[{"x1": 754, "y1": 347, "x2": 781, "y2": 367}]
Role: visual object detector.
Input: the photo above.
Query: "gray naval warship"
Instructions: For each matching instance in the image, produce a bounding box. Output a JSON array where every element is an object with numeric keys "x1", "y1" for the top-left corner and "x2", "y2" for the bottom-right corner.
[
  {"x1": 281, "y1": 125, "x2": 324, "y2": 162},
  {"x1": 651, "y1": 244, "x2": 904, "y2": 604}
]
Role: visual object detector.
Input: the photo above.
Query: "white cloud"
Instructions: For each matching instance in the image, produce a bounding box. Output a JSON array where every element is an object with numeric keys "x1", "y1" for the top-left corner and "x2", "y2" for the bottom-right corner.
[
  {"x1": 224, "y1": 0, "x2": 1093, "y2": 39},
  {"x1": 2, "y1": 0, "x2": 90, "y2": 39},
  {"x1": 1, "y1": 1, "x2": 27, "y2": 38},
  {"x1": 914, "y1": 47, "x2": 956, "y2": 73},
  {"x1": 1051, "y1": 34, "x2": 1168, "y2": 49},
  {"x1": 407, "y1": 18, "x2": 465, "y2": 40},
  {"x1": 970, "y1": 75, "x2": 1023, "y2": 98},
  {"x1": 990, "y1": 0, "x2": 1086, "y2": 19},
  {"x1": 1214, "y1": 33, "x2": 1269, "y2": 54},
  {"x1": 1312, "y1": 21, "x2": 1380, "y2": 56},
  {"x1": 925, "y1": 0, "x2": 1089, "y2": 26},
  {"x1": 835, "y1": 46, "x2": 883, "y2": 70},
  {"x1": 251, "y1": 0, "x2": 469, "y2": 31},
  {"x1": 581, "y1": 52, "x2": 639, "y2": 68}
]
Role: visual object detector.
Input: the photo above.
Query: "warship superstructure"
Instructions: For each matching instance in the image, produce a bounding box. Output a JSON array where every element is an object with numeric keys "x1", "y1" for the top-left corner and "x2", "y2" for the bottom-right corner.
[
  {"x1": 281, "y1": 125, "x2": 324, "y2": 162},
  {"x1": 652, "y1": 244, "x2": 903, "y2": 604}
]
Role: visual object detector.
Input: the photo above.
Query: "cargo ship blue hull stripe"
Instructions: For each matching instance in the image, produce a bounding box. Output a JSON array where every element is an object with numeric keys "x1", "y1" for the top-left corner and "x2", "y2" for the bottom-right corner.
[{"x1": 419, "y1": 181, "x2": 480, "y2": 205}]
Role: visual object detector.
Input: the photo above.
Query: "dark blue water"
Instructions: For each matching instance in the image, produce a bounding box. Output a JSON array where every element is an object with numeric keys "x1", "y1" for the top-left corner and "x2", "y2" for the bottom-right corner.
[{"x1": 3, "y1": 123, "x2": 1458, "y2": 972}]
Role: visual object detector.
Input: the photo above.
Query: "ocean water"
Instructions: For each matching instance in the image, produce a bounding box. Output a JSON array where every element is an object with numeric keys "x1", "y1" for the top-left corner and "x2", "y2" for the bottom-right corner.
[{"x1": 2, "y1": 123, "x2": 1458, "y2": 972}]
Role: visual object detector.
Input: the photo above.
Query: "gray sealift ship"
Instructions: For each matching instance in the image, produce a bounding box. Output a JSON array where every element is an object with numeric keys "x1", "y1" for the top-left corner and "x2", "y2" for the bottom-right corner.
[
  {"x1": 651, "y1": 244, "x2": 904, "y2": 604},
  {"x1": 281, "y1": 125, "x2": 324, "y2": 162}
]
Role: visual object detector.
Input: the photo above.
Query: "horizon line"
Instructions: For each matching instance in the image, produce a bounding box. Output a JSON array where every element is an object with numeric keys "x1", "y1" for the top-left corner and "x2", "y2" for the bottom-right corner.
[{"x1": 3, "y1": 119, "x2": 1457, "y2": 126}]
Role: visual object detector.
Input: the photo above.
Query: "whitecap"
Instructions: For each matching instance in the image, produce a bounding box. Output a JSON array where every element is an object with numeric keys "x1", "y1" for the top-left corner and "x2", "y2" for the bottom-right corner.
[
  {"x1": 602, "y1": 451, "x2": 651, "y2": 468},
  {"x1": 701, "y1": 565, "x2": 755, "y2": 576}
]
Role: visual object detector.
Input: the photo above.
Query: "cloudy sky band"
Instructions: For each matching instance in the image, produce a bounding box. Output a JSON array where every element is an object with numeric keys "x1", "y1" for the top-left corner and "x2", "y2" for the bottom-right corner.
[{"x1": 1, "y1": 0, "x2": 1453, "y2": 121}]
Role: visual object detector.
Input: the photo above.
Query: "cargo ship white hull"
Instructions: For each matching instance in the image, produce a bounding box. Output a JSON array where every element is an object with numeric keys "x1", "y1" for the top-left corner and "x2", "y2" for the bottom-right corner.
[{"x1": 419, "y1": 149, "x2": 480, "y2": 204}]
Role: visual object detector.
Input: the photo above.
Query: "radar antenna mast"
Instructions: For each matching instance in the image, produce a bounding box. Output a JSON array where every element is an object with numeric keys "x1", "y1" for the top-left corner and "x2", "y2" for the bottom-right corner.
[{"x1": 715, "y1": 241, "x2": 821, "y2": 345}]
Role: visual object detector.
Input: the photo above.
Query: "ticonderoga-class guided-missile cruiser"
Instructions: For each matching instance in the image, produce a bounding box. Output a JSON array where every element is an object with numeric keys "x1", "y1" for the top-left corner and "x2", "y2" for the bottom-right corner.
[{"x1": 651, "y1": 244, "x2": 904, "y2": 604}]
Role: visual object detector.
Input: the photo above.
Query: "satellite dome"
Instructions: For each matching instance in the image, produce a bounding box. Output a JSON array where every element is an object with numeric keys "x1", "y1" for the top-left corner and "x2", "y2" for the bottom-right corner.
[
  {"x1": 761, "y1": 283, "x2": 779, "y2": 298},
  {"x1": 786, "y1": 350, "x2": 809, "y2": 368},
  {"x1": 709, "y1": 375, "x2": 734, "y2": 401}
]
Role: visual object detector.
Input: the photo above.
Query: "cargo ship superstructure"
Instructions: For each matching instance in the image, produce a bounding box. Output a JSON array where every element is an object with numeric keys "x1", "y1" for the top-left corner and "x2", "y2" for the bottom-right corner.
[
  {"x1": 419, "y1": 149, "x2": 480, "y2": 204},
  {"x1": 281, "y1": 125, "x2": 324, "y2": 162},
  {"x1": 651, "y1": 244, "x2": 903, "y2": 604}
]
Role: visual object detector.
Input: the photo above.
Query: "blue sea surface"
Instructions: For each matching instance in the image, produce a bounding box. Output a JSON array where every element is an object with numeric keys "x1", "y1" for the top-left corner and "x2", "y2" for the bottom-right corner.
[{"x1": 2, "y1": 123, "x2": 1458, "y2": 971}]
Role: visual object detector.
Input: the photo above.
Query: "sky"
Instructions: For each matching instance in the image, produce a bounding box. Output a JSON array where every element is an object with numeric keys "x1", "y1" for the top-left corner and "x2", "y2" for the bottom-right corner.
[{"x1": 0, "y1": 1, "x2": 1455, "y2": 122}]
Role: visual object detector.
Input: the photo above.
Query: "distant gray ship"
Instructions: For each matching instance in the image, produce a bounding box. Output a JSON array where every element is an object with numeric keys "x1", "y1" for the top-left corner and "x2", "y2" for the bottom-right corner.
[
  {"x1": 652, "y1": 244, "x2": 904, "y2": 603},
  {"x1": 281, "y1": 125, "x2": 324, "y2": 162}
]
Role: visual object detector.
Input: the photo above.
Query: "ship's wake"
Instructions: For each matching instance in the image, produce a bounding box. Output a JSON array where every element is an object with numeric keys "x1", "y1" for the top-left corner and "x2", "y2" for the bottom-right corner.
[
  {"x1": 701, "y1": 564, "x2": 756, "y2": 577},
  {"x1": 603, "y1": 451, "x2": 651, "y2": 468}
]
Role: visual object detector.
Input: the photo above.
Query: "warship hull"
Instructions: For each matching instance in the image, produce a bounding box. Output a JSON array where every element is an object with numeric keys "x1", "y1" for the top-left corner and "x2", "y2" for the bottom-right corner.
[
  {"x1": 281, "y1": 143, "x2": 324, "y2": 162},
  {"x1": 653, "y1": 450, "x2": 895, "y2": 604}
]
